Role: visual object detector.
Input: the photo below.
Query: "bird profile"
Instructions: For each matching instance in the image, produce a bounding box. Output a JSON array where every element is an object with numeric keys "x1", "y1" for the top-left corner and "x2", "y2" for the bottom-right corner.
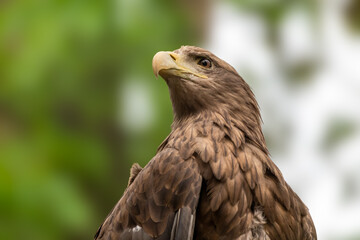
[{"x1": 94, "y1": 46, "x2": 317, "y2": 240}]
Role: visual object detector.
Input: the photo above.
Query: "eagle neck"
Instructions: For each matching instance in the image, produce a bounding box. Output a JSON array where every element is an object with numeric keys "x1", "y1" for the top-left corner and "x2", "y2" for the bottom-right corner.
[{"x1": 170, "y1": 109, "x2": 268, "y2": 155}]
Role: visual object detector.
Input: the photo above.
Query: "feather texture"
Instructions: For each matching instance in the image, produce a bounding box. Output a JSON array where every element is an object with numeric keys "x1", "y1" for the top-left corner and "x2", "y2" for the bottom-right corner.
[{"x1": 95, "y1": 46, "x2": 316, "y2": 240}]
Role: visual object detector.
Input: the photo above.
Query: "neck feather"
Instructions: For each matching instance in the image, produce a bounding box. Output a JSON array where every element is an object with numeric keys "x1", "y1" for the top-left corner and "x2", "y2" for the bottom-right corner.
[{"x1": 171, "y1": 107, "x2": 268, "y2": 155}]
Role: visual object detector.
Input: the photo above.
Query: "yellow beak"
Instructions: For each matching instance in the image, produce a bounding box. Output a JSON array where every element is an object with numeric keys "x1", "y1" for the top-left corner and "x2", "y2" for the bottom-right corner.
[{"x1": 152, "y1": 51, "x2": 208, "y2": 79}]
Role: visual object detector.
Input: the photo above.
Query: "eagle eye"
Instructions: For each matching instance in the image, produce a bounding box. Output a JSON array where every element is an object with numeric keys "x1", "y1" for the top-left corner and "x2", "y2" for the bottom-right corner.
[{"x1": 197, "y1": 58, "x2": 212, "y2": 68}]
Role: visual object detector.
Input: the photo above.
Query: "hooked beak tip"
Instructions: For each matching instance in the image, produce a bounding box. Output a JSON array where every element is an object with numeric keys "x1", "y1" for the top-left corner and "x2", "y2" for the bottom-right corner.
[{"x1": 152, "y1": 51, "x2": 178, "y2": 78}]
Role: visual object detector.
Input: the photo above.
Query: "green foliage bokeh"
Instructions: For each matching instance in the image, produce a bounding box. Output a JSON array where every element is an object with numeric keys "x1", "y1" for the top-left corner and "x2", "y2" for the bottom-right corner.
[{"x1": 0, "y1": 1, "x2": 203, "y2": 239}]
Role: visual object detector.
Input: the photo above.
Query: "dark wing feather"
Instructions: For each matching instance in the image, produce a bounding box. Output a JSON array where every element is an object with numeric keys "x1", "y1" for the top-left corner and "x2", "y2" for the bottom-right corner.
[
  {"x1": 94, "y1": 148, "x2": 202, "y2": 240},
  {"x1": 170, "y1": 207, "x2": 196, "y2": 240}
]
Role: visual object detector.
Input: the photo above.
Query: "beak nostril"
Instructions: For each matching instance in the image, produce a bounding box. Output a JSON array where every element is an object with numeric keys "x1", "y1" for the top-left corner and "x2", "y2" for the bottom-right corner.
[{"x1": 170, "y1": 53, "x2": 177, "y2": 61}]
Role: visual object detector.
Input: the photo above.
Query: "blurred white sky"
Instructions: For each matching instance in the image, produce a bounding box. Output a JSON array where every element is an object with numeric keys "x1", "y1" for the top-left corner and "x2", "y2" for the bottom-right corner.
[{"x1": 206, "y1": 1, "x2": 360, "y2": 239}]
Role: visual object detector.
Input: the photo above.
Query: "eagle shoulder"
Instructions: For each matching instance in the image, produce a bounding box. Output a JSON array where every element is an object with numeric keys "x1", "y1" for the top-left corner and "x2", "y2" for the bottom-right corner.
[{"x1": 95, "y1": 148, "x2": 202, "y2": 240}]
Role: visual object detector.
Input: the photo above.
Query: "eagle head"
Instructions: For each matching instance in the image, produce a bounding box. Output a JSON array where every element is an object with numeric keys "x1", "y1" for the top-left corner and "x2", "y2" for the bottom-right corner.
[{"x1": 152, "y1": 46, "x2": 259, "y2": 124}]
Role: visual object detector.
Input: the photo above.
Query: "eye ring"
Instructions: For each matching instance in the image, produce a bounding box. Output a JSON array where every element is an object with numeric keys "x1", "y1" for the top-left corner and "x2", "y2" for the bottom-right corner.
[{"x1": 197, "y1": 58, "x2": 212, "y2": 68}]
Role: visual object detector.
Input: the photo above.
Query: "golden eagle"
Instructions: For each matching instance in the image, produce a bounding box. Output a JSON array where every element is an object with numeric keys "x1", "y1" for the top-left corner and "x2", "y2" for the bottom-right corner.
[{"x1": 94, "y1": 46, "x2": 317, "y2": 240}]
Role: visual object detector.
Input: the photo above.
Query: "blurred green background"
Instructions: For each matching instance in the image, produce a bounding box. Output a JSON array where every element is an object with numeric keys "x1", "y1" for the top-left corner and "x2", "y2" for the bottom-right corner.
[
  {"x1": 1, "y1": 0, "x2": 359, "y2": 240},
  {"x1": 0, "y1": 1, "x2": 208, "y2": 239}
]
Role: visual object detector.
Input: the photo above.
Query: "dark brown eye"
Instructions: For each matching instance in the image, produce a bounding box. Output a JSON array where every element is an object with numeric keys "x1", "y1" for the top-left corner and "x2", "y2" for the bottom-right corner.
[{"x1": 198, "y1": 58, "x2": 212, "y2": 68}]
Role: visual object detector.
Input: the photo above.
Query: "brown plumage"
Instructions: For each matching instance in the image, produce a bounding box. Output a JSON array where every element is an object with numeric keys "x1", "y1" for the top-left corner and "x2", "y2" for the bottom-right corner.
[{"x1": 94, "y1": 46, "x2": 317, "y2": 240}]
